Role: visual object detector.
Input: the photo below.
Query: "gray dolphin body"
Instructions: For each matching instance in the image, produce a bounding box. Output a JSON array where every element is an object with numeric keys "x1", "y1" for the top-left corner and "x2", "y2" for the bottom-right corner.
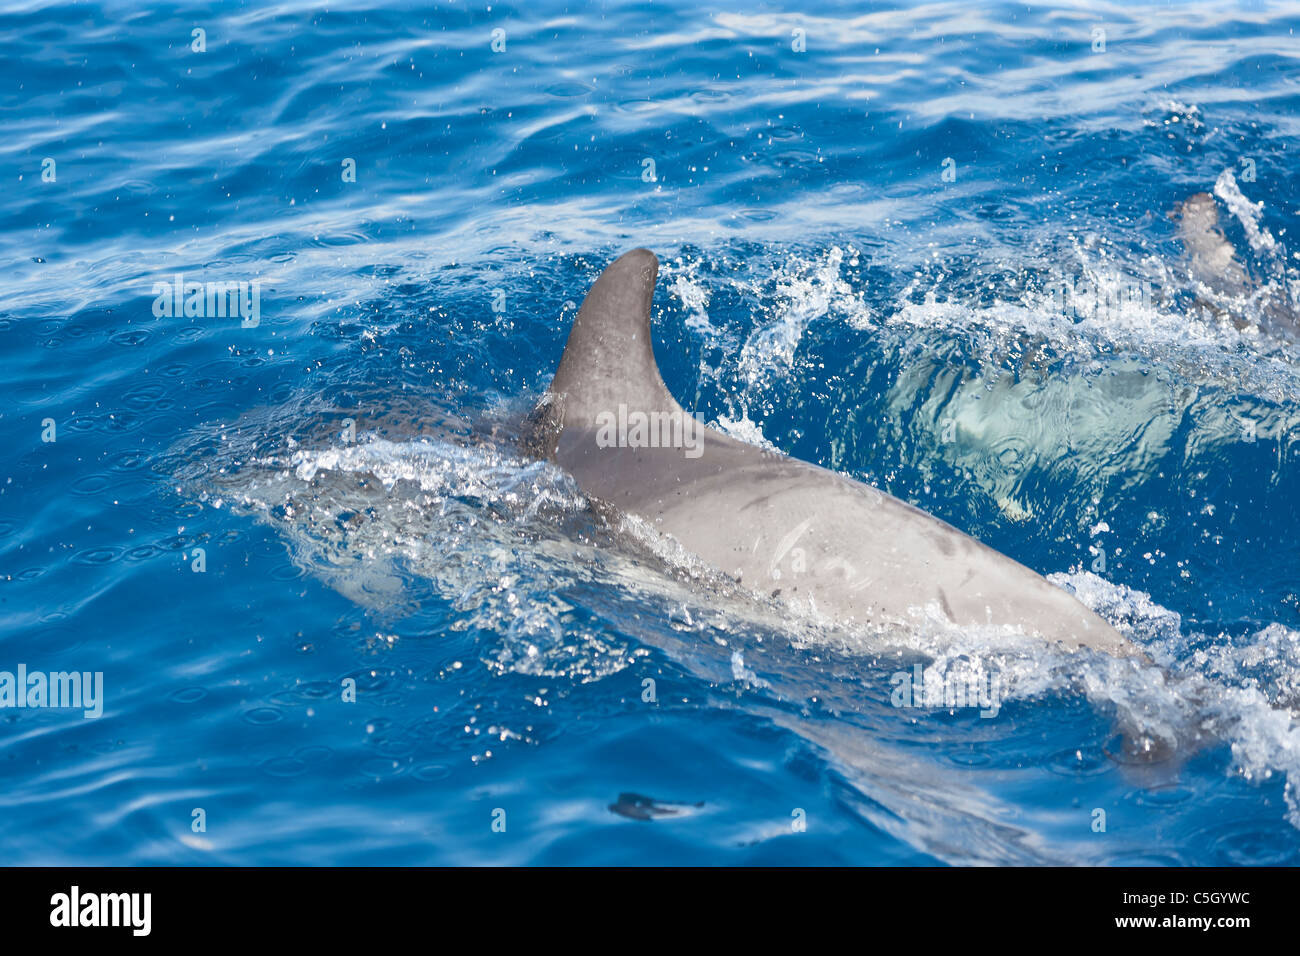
[
  {"x1": 528, "y1": 249, "x2": 1138, "y2": 657},
  {"x1": 1174, "y1": 193, "x2": 1252, "y2": 299},
  {"x1": 1173, "y1": 191, "x2": 1298, "y2": 339}
]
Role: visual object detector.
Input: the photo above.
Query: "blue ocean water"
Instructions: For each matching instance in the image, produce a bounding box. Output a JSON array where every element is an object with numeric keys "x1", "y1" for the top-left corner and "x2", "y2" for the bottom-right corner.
[{"x1": 2, "y1": 0, "x2": 1300, "y2": 865}]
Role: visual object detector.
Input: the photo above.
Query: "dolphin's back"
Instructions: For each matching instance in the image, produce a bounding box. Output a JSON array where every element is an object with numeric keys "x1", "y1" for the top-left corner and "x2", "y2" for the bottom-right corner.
[
  {"x1": 1175, "y1": 192, "x2": 1251, "y2": 297},
  {"x1": 1173, "y1": 190, "x2": 1299, "y2": 340},
  {"x1": 531, "y1": 249, "x2": 1137, "y2": 656}
]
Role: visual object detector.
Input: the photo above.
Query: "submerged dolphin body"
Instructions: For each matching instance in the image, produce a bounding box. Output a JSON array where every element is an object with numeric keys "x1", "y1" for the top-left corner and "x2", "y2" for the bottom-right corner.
[
  {"x1": 527, "y1": 249, "x2": 1139, "y2": 657},
  {"x1": 1173, "y1": 193, "x2": 1251, "y2": 300},
  {"x1": 1173, "y1": 190, "x2": 1298, "y2": 340}
]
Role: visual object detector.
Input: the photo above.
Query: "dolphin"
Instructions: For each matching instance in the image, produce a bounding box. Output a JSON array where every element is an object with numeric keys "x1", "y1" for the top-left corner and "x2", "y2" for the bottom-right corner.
[
  {"x1": 1173, "y1": 193, "x2": 1251, "y2": 298},
  {"x1": 1172, "y1": 190, "x2": 1298, "y2": 340},
  {"x1": 526, "y1": 249, "x2": 1140, "y2": 657}
]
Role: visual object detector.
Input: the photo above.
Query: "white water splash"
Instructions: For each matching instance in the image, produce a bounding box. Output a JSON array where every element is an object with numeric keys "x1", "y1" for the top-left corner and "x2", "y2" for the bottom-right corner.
[{"x1": 1215, "y1": 168, "x2": 1278, "y2": 256}]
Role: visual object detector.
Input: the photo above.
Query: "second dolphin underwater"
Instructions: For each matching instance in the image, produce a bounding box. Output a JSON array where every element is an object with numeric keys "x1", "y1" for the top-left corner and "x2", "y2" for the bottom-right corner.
[
  {"x1": 1173, "y1": 186, "x2": 1299, "y2": 341},
  {"x1": 526, "y1": 249, "x2": 1141, "y2": 658}
]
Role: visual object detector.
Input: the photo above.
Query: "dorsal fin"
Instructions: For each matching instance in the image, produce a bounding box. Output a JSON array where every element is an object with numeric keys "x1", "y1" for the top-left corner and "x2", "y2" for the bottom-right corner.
[{"x1": 528, "y1": 249, "x2": 684, "y2": 456}]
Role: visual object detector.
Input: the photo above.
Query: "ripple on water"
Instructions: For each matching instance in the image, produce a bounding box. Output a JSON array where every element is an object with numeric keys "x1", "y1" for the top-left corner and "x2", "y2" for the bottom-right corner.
[
  {"x1": 122, "y1": 383, "x2": 167, "y2": 408},
  {"x1": 689, "y1": 89, "x2": 730, "y2": 105},
  {"x1": 944, "y1": 747, "x2": 993, "y2": 767},
  {"x1": 269, "y1": 562, "x2": 305, "y2": 582},
  {"x1": 119, "y1": 179, "x2": 157, "y2": 196},
  {"x1": 1130, "y1": 783, "x2": 1197, "y2": 808},
  {"x1": 10, "y1": 384, "x2": 57, "y2": 406},
  {"x1": 356, "y1": 756, "x2": 406, "y2": 779},
  {"x1": 168, "y1": 687, "x2": 208, "y2": 704},
  {"x1": 310, "y1": 233, "x2": 368, "y2": 248},
  {"x1": 70, "y1": 474, "x2": 114, "y2": 496},
  {"x1": 291, "y1": 681, "x2": 339, "y2": 700},
  {"x1": 241, "y1": 707, "x2": 284, "y2": 725},
  {"x1": 1047, "y1": 745, "x2": 1113, "y2": 778},
  {"x1": 106, "y1": 449, "x2": 150, "y2": 471},
  {"x1": 1200, "y1": 820, "x2": 1300, "y2": 866},
  {"x1": 413, "y1": 764, "x2": 452, "y2": 781},
  {"x1": 614, "y1": 99, "x2": 661, "y2": 115},
  {"x1": 375, "y1": 736, "x2": 416, "y2": 758},
  {"x1": 544, "y1": 82, "x2": 593, "y2": 97},
  {"x1": 259, "y1": 755, "x2": 309, "y2": 777},
  {"x1": 109, "y1": 329, "x2": 152, "y2": 348},
  {"x1": 771, "y1": 149, "x2": 820, "y2": 169},
  {"x1": 295, "y1": 746, "x2": 332, "y2": 764},
  {"x1": 71, "y1": 547, "x2": 123, "y2": 566},
  {"x1": 1103, "y1": 732, "x2": 1181, "y2": 767}
]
